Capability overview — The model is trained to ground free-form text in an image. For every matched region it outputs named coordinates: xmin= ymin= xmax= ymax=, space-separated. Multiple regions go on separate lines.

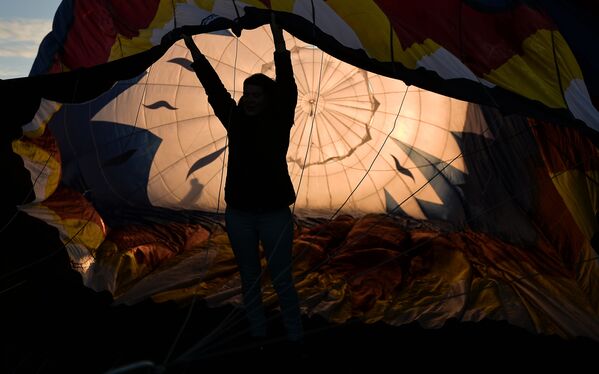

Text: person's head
xmin=240 ymin=73 xmax=276 ymax=116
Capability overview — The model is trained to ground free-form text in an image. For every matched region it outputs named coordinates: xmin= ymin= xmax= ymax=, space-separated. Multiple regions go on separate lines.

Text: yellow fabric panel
xmin=269 ymin=0 xmax=295 ymax=12
xmin=551 ymin=169 xmax=599 ymax=241
xmin=62 ymin=218 xmax=107 ymax=254
xmin=17 ymin=203 xmax=102 ymax=275
xmin=193 ymin=0 xmax=216 ymax=10
xmin=485 ymin=30 xmax=582 ymax=110
xmin=551 ymin=31 xmax=585 ymax=89
xmin=12 ymin=140 xmax=61 ymax=200
xmin=401 ymin=38 xmax=443 ymax=69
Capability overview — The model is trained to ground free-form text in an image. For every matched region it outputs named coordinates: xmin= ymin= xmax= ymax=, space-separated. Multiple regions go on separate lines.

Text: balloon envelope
xmin=50 ymin=26 xmax=473 ymax=222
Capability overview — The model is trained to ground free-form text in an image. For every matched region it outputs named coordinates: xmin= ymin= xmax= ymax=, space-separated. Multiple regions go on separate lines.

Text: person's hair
xmin=243 ymin=73 xmax=276 ymax=97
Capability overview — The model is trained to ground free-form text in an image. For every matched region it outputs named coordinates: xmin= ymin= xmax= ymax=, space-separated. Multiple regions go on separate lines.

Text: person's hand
xmin=183 ymin=34 xmax=195 ymax=51
xmin=270 ymin=12 xmax=286 ymax=52
xmin=183 ymin=34 xmax=193 ymax=46
xmin=183 ymin=34 xmax=203 ymax=61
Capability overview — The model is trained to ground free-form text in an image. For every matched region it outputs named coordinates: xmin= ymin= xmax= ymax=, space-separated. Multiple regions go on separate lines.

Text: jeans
xmin=225 ymin=206 xmax=303 ymax=341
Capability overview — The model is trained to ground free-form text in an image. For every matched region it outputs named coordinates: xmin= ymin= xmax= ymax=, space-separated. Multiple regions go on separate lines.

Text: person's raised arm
xmin=181 ymin=34 xmax=236 ymax=129
xmin=270 ymin=13 xmax=297 ymax=122
xmin=270 ymin=13 xmax=286 ymax=54
xmin=182 ymin=33 xmax=203 ymax=62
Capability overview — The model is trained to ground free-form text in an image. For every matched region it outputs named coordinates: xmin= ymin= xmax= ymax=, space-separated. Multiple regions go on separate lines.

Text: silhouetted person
xmin=168 ymin=15 xmax=303 ymax=345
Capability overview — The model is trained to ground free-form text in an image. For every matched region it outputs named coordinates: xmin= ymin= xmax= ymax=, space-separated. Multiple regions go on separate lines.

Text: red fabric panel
xmin=374 ymin=1 xmax=555 ymax=76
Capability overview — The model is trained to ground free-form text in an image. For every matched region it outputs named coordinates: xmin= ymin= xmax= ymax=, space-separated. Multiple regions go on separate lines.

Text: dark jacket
xmin=190 ymin=50 xmax=297 ymax=211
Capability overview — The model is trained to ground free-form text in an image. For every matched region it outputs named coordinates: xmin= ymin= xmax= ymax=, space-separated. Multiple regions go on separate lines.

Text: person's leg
xmin=258 ymin=207 xmax=303 ymax=341
xmin=225 ymin=207 xmax=267 ymax=337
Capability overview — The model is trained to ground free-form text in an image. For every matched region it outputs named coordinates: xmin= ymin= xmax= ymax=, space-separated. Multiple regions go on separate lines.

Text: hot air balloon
xmin=2 ymin=1 xmax=598 ymax=373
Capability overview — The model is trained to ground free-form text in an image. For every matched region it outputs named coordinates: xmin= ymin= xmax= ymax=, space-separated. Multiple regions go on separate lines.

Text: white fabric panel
xmin=22 ymin=98 xmax=60 ymax=135
xmin=417 ymin=47 xmax=496 ymax=88
xmin=565 ymin=79 xmax=599 ymax=132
